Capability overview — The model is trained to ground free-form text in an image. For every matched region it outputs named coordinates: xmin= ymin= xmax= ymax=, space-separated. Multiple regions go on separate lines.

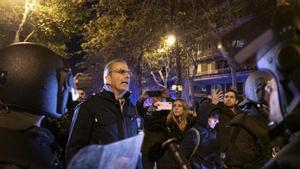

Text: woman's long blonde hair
xmin=167 ymin=99 xmax=189 ymax=131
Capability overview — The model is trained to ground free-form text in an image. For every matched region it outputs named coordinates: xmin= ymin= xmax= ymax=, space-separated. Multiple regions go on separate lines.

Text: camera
xmin=155 ymin=101 xmax=172 ymax=111
xmin=214 ymin=84 xmax=223 ymax=92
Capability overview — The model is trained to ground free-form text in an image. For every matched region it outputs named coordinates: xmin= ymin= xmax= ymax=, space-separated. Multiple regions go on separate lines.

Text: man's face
xmin=77 ymin=89 xmax=85 ymax=101
xmin=224 ymin=91 xmax=238 ymax=108
xmin=265 ymin=78 xmax=284 ymax=123
xmin=106 ymin=62 xmax=131 ymax=96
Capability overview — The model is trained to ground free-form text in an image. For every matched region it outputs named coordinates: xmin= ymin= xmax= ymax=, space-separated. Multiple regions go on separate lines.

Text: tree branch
xmin=24 ymin=29 xmax=35 ymax=42
xmin=151 ymin=71 xmax=165 ymax=88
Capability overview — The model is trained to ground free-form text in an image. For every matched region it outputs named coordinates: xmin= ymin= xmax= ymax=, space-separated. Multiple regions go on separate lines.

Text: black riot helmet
xmin=257 ymin=0 xmax=300 ymax=123
xmin=0 ymin=42 xmax=74 ymax=118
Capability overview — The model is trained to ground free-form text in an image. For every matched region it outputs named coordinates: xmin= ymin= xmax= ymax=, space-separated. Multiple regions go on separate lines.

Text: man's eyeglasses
xmin=109 ymin=69 xmax=133 ymax=76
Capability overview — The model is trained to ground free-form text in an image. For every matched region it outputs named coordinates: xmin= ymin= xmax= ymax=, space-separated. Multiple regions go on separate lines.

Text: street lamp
xmin=217 ymin=43 xmax=223 ymax=49
xmin=166 ymin=34 xmax=176 ymax=46
xmin=25 ymin=0 xmax=37 ymax=13
xmin=165 ymin=34 xmax=182 ymax=98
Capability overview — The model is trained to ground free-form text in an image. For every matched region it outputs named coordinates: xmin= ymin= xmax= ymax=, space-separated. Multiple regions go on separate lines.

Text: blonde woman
xmin=166 ymin=99 xmax=193 ymax=139
xmin=157 ymin=99 xmax=194 ymax=169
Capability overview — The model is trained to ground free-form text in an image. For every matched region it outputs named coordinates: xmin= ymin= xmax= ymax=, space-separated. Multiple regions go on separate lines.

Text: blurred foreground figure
xmin=223 ymin=71 xmax=273 ymax=169
xmin=234 ymin=1 xmax=300 ymax=168
xmin=0 ymin=43 xmax=75 ymax=169
xmin=258 ymin=1 xmax=300 ymax=169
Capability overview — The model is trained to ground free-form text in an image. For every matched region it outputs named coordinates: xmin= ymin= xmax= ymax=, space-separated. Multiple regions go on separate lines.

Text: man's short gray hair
xmin=103 ymin=59 xmax=127 ymax=83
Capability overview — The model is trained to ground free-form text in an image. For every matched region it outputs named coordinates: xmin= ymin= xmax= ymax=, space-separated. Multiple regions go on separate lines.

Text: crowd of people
xmin=0 ymin=1 xmax=299 ymax=169
xmin=0 ymin=46 xmax=297 ymax=169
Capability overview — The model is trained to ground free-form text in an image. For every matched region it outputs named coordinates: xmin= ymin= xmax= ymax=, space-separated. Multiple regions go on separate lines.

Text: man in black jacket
xmin=211 ymin=89 xmax=243 ymax=158
xmin=65 ymin=59 xmax=140 ymax=165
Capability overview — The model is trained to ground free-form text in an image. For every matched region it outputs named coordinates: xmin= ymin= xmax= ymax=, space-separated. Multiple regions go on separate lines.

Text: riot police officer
xmin=0 ymin=42 xmax=75 ymax=169
xmin=257 ymin=1 xmax=300 ymax=166
xmin=234 ymin=0 xmax=300 ymax=168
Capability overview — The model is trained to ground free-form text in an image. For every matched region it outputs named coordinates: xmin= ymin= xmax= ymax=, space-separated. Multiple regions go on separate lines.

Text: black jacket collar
xmin=100 ymin=88 xmax=131 ymax=101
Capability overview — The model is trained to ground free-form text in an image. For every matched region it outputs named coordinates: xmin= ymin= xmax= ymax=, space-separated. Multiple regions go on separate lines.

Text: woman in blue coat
xmin=180 ymin=103 xmax=221 ymax=169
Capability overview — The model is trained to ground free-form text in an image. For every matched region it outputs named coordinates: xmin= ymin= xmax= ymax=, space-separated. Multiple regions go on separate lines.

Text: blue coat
xmin=181 ymin=124 xmax=219 ymax=169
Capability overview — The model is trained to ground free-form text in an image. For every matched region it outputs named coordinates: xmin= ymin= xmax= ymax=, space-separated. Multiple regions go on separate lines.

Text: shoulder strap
xmin=188 ymin=127 xmax=201 ymax=160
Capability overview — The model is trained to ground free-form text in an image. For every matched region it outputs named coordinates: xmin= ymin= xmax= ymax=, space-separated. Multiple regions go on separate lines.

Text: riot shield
xmin=67 ymin=133 xmax=144 ymax=169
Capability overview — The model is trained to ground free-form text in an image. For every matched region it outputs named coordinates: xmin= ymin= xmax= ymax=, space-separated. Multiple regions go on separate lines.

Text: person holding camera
xmin=211 ymin=89 xmax=243 ymax=157
xmin=136 ymin=90 xmax=172 ymax=169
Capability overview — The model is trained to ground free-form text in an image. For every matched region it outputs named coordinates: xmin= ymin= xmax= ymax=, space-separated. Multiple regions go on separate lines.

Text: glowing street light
xmin=25 ymin=0 xmax=37 ymax=13
xmin=165 ymin=34 xmax=182 ymax=98
xmin=217 ymin=43 xmax=223 ymax=49
xmin=166 ymin=34 xmax=176 ymax=46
